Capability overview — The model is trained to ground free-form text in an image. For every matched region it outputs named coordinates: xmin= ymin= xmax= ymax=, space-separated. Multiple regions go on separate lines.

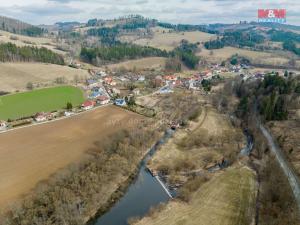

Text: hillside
xmin=0 ymin=63 xmax=90 ymax=92
xmin=0 ymin=15 xmax=44 ymax=36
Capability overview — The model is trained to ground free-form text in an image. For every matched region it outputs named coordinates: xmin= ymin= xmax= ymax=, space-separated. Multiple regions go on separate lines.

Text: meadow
xmin=0 ymin=86 xmax=84 ymax=120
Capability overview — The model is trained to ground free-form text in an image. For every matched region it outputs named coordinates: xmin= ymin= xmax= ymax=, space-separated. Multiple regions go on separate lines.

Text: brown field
xmin=198 ymin=46 xmax=292 ymax=66
xmin=133 ymin=27 xmax=216 ymax=51
xmin=0 ymin=63 xmax=90 ymax=92
xmin=106 ymin=57 xmax=167 ymax=71
xmin=0 ymin=30 xmax=65 ymax=55
xmin=136 ymin=166 xmax=257 ymax=225
xmin=0 ymin=105 xmax=143 ymax=209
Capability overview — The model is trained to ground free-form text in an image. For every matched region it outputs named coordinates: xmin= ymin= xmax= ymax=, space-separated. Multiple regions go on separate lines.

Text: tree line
xmin=81 ymin=39 xmax=200 ymax=69
xmin=236 ymin=73 xmax=299 ymax=121
xmin=80 ymin=43 xmax=168 ymax=65
xmin=204 ymin=30 xmax=265 ymax=49
xmin=0 ymin=43 xmax=64 ymax=65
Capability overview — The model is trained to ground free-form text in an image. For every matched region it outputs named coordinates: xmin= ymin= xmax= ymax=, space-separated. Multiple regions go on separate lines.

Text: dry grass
xmin=198 ymin=46 xmax=291 ymax=66
xmin=149 ymin=106 xmax=244 ymax=175
xmin=106 ymin=57 xmax=167 ymax=71
xmin=0 ymin=30 xmax=65 ymax=55
xmin=135 ymin=166 xmax=257 ymax=225
xmin=0 ymin=105 xmax=143 ymax=210
xmin=133 ymin=28 xmax=216 ymax=51
xmin=0 ymin=62 xmax=90 ymax=92
xmin=268 ymin=120 xmax=300 ymax=176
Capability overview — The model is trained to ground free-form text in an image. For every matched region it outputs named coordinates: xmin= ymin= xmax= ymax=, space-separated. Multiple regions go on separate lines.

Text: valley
xmin=0 ymin=10 xmax=299 ymax=225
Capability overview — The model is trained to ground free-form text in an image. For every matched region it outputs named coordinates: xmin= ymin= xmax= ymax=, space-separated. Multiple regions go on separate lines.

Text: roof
xmin=82 ymin=100 xmax=94 ymax=107
xmin=97 ymin=95 xmax=109 ymax=101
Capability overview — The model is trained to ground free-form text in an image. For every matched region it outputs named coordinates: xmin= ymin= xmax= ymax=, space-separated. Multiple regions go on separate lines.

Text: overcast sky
xmin=0 ymin=0 xmax=299 ymax=25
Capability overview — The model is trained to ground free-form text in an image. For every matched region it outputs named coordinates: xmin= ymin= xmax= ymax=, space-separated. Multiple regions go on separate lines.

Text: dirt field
xmin=133 ymin=28 xmax=216 ymax=51
xmin=0 ymin=63 xmax=90 ymax=92
xmin=136 ymin=166 xmax=257 ymax=225
xmin=0 ymin=105 xmax=143 ymax=209
xmin=198 ymin=46 xmax=291 ymax=66
xmin=106 ymin=57 xmax=167 ymax=71
xmin=0 ymin=30 xmax=65 ymax=55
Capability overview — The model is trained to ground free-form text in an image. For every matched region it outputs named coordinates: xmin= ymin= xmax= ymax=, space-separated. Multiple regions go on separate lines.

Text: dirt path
xmin=260 ymin=124 xmax=300 ymax=212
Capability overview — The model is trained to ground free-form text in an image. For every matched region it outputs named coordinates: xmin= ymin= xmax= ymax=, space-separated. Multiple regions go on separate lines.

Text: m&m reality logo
xmin=258 ymin=9 xmax=286 ymax=23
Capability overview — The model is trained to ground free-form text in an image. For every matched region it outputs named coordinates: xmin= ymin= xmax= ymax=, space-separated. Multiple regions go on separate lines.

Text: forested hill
xmin=0 ymin=15 xmax=45 ymax=36
xmin=0 ymin=43 xmax=64 ymax=65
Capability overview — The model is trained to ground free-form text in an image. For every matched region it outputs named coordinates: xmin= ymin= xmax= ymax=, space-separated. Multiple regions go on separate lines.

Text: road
xmin=260 ymin=124 xmax=300 ymax=211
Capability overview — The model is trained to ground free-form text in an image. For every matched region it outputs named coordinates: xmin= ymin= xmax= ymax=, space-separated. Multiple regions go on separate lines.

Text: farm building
xmin=82 ymin=100 xmax=95 ymax=110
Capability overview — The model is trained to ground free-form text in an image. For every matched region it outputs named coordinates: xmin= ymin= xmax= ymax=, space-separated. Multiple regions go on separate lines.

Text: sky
xmin=0 ymin=0 xmax=299 ymax=26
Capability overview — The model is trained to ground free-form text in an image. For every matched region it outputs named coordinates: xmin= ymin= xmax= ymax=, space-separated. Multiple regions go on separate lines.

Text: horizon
xmin=0 ymin=0 xmax=299 ymax=26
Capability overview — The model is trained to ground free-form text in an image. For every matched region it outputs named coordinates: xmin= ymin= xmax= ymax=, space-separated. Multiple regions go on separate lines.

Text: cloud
xmin=0 ymin=0 xmax=298 ymax=25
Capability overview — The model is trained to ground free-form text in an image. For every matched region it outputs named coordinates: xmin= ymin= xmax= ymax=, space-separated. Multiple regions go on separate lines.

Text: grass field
xmin=132 ymin=27 xmax=216 ymax=51
xmin=198 ymin=46 xmax=292 ymax=66
xmin=0 ymin=86 xmax=84 ymax=120
xmin=0 ymin=62 xmax=90 ymax=92
xmin=136 ymin=166 xmax=257 ymax=225
xmin=0 ymin=30 xmax=66 ymax=55
xmin=0 ymin=105 xmax=143 ymax=209
xmin=106 ymin=57 xmax=167 ymax=71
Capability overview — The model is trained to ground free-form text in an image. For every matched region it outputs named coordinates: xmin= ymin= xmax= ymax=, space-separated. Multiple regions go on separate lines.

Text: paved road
xmin=260 ymin=124 xmax=300 ymax=211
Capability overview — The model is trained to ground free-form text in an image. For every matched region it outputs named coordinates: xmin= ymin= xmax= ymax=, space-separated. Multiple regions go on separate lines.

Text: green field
xmin=0 ymin=86 xmax=84 ymax=120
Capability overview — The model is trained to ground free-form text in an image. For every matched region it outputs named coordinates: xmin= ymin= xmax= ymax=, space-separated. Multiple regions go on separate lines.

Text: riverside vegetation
xmin=1 ymin=121 xmax=161 ymax=225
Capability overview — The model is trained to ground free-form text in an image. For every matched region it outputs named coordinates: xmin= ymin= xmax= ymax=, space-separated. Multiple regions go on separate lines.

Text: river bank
xmin=88 ymin=129 xmax=175 ymax=225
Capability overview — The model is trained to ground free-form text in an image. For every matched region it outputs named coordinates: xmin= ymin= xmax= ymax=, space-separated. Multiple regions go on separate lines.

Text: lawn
xmin=0 ymin=86 xmax=84 ymax=120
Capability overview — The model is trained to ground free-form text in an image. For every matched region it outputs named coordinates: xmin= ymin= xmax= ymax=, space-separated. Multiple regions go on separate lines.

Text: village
xmin=0 ymin=61 xmax=293 ymax=133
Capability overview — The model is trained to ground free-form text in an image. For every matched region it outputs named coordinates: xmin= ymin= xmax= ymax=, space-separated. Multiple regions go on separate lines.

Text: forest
xmin=205 ymin=30 xmax=265 ymax=49
xmin=80 ymin=44 xmax=168 ymax=65
xmin=0 ymin=43 xmax=64 ymax=65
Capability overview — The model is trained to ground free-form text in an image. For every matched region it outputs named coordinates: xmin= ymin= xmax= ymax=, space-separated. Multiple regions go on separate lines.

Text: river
xmin=90 ymin=129 xmax=174 ymax=225
xmin=90 ymin=128 xmax=254 ymax=225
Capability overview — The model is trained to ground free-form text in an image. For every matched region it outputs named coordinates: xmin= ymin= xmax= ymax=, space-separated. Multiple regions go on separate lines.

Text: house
xmin=164 ymin=75 xmax=177 ymax=81
xmin=96 ymin=95 xmax=110 ymax=105
xmin=89 ymin=91 xmax=101 ymax=99
xmin=86 ymin=79 xmax=98 ymax=87
xmin=115 ymin=99 xmax=126 ymax=106
xmin=82 ymin=100 xmax=95 ymax=110
xmin=0 ymin=121 xmax=7 ymax=130
xmin=34 ymin=112 xmax=52 ymax=122
xmin=104 ymin=76 xmax=116 ymax=86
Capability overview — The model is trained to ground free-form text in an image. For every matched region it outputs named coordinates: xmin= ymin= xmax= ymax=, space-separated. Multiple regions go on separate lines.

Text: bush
xmin=178 ymin=176 xmax=209 ymax=202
